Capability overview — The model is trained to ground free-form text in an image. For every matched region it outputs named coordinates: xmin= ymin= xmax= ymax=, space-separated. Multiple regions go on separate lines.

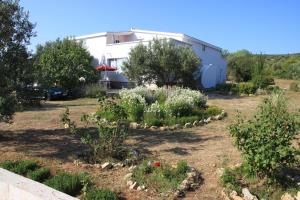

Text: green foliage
xmin=27 ymin=167 xmax=50 ymax=182
xmin=238 ymin=82 xmax=257 ymax=94
xmin=123 ymin=39 xmax=200 ymax=88
xmin=0 ymin=0 xmax=35 ymax=122
xmin=132 ymin=160 xmax=189 ymax=192
xmin=289 ymin=82 xmax=299 ymax=92
xmin=95 ymin=98 xmax=127 ymax=122
xmin=33 ymin=38 xmax=97 ymax=89
xmin=203 ymin=106 xmax=222 ymax=117
xmin=82 ymin=84 xmax=106 ymax=98
xmin=44 ymin=172 xmax=84 ymax=196
xmin=0 ymin=160 xmax=38 ymax=175
xmin=220 ymin=168 xmax=242 ymax=193
xmin=61 ymin=108 xmax=128 ymax=162
xmin=84 ymin=188 xmax=119 ymax=200
xmin=229 ymin=91 xmax=298 ymax=179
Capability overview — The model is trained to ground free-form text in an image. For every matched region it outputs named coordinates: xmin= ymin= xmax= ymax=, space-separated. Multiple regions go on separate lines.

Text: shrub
xmin=289 ymin=82 xmax=299 ymax=92
xmin=84 ymin=188 xmax=118 ymax=200
xmin=27 ymin=167 xmax=50 ymax=182
xmin=132 ymin=160 xmax=189 ymax=193
xmin=83 ymin=84 xmax=106 ymax=98
xmin=0 ymin=160 xmax=38 ymax=175
xmin=44 ymin=172 xmax=84 ymax=196
xmin=119 ymin=91 xmax=146 ymax=122
xmin=229 ymin=91 xmax=298 ymax=179
xmin=143 ymin=101 xmax=165 ymax=126
xmin=203 ymin=106 xmax=222 ymax=118
xmin=165 ymin=96 xmax=193 ymax=117
xmin=237 ymin=82 xmax=257 ymax=94
xmin=95 ymin=98 xmax=127 ymax=122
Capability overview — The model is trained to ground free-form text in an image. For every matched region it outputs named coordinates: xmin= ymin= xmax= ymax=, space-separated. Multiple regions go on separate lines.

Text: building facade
xmin=75 ymin=28 xmax=227 ymax=88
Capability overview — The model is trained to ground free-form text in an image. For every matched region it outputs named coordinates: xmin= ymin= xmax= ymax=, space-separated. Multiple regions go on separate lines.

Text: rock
xmin=193 ymin=120 xmax=199 ymax=126
xmin=175 ymin=124 xmax=182 ymax=129
xmin=221 ymin=189 xmax=231 ymax=200
xmin=242 ymin=188 xmax=258 ymax=200
xmin=129 ymin=122 xmax=138 ymax=129
xmin=144 ymin=124 xmax=149 ymax=129
xmin=184 ymin=123 xmax=192 ymax=128
xmin=281 ymin=193 xmax=295 ymax=200
xmin=129 ymin=182 xmax=138 ymax=190
xmin=127 ymin=180 xmax=133 ymax=186
xmin=199 ymin=120 xmax=204 ymax=126
xmin=178 ymin=179 xmax=190 ymax=191
xmin=216 ymin=114 xmax=223 ymax=120
xmin=137 ymin=185 xmax=145 ymax=191
xmin=128 ymin=165 xmax=136 ymax=172
xmin=169 ymin=126 xmax=175 ymax=131
xmin=114 ymin=162 xmax=125 ymax=167
xmin=296 ymin=191 xmax=300 ymax=200
xmin=174 ymin=189 xmax=185 ymax=198
xmin=94 ymin=164 xmax=101 ymax=168
xmin=101 ymin=162 xmax=112 ymax=170
xmin=159 ymin=126 xmax=167 ymax=131
xmin=124 ymin=173 xmax=132 ymax=180
xmin=230 ymin=191 xmax=244 ymax=200
xmin=150 ymin=126 xmax=158 ymax=130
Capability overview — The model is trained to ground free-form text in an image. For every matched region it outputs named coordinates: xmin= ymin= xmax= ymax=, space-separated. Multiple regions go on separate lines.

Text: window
xmin=202 ymin=45 xmax=206 ymax=51
xmin=108 ymin=58 xmax=127 ymax=72
xmin=114 ymin=40 xmax=120 ymax=44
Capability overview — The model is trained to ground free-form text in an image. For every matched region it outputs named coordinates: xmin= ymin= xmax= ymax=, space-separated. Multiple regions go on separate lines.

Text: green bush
xmin=132 ymin=160 xmax=189 ymax=192
xmin=144 ymin=112 xmax=163 ymax=126
xmin=83 ymin=84 xmax=106 ymax=98
xmin=203 ymin=106 xmax=222 ymax=118
xmin=95 ymin=98 xmax=127 ymax=122
xmin=44 ymin=172 xmax=84 ymax=196
xmin=0 ymin=160 xmax=38 ymax=175
xmin=119 ymin=92 xmax=146 ymax=122
xmin=229 ymin=91 xmax=298 ymax=179
xmin=143 ymin=101 xmax=165 ymax=126
xmin=27 ymin=167 xmax=51 ymax=182
xmin=84 ymin=188 xmax=118 ymax=200
xmin=289 ymin=82 xmax=299 ymax=92
xmin=238 ymin=82 xmax=257 ymax=94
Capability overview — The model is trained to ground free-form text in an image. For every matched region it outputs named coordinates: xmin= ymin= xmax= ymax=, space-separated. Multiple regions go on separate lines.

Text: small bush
xmin=143 ymin=101 xmax=165 ymax=126
xmin=220 ymin=168 xmax=242 ymax=193
xmin=83 ymin=84 xmax=106 ymax=98
xmin=229 ymin=91 xmax=298 ymax=179
xmin=27 ymin=167 xmax=50 ymax=182
xmin=132 ymin=160 xmax=189 ymax=193
xmin=289 ymin=82 xmax=299 ymax=92
xmin=95 ymin=98 xmax=127 ymax=122
xmin=0 ymin=160 xmax=38 ymax=175
xmin=203 ymin=106 xmax=222 ymax=118
xmin=44 ymin=172 xmax=84 ymax=196
xmin=84 ymin=188 xmax=119 ymax=200
xmin=238 ymin=82 xmax=257 ymax=94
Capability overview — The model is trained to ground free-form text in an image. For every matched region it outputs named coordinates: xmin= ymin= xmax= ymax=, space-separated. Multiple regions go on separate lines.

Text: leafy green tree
xmin=227 ymin=50 xmax=254 ymax=82
xmin=123 ymin=39 xmax=200 ymax=88
xmin=34 ymin=38 xmax=97 ymax=89
xmin=0 ymin=0 xmax=35 ymax=122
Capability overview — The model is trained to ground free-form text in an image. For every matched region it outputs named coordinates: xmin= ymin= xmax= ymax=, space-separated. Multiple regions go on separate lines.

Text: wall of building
xmin=81 ymin=36 xmax=107 ymax=66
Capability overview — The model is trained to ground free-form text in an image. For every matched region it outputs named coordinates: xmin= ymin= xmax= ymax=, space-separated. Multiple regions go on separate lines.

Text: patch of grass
xmin=84 ymin=188 xmax=119 ymax=200
xmin=0 ymin=160 xmax=38 ymax=175
xmin=44 ymin=172 xmax=84 ymax=196
xmin=27 ymin=167 xmax=50 ymax=182
xmin=132 ymin=160 xmax=189 ymax=193
xmin=220 ymin=168 xmax=242 ymax=193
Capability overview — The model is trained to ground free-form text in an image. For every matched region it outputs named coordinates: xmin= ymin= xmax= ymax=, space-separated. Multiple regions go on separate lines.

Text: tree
xmin=0 ymin=0 xmax=35 ymax=122
xmin=34 ymin=38 xmax=97 ymax=89
xmin=123 ymin=39 xmax=200 ymax=88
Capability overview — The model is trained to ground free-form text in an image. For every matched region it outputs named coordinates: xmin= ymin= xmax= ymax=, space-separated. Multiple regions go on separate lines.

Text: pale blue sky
xmin=21 ymin=0 xmax=300 ymax=54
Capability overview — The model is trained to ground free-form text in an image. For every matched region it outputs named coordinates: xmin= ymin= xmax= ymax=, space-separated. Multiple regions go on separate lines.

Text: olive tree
xmin=123 ymin=39 xmax=201 ymax=88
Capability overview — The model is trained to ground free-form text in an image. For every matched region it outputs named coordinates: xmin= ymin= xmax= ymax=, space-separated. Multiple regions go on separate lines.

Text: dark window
xmin=202 ymin=45 xmax=206 ymax=51
xmin=114 ymin=40 xmax=120 ymax=43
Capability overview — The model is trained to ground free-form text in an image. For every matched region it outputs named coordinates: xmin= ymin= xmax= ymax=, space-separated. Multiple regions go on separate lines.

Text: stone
xmin=129 ymin=122 xmax=138 ymax=129
xmin=94 ymin=164 xmax=101 ymax=168
xmin=129 ymin=182 xmax=138 ymax=190
xmin=178 ymin=179 xmax=190 ymax=191
xmin=114 ymin=162 xmax=125 ymax=167
xmin=296 ymin=191 xmax=300 ymax=200
xmin=175 ymin=124 xmax=182 ymax=129
xmin=101 ymin=162 xmax=112 ymax=170
xmin=281 ymin=193 xmax=295 ymax=200
xmin=128 ymin=165 xmax=136 ymax=172
xmin=150 ymin=126 xmax=158 ymax=130
xmin=242 ymin=188 xmax=258 ymax=200
xmin=124 ymin=173 xmax=132 ymax=180
xmin=206 ymin=117 xmax=211 ymax=123
xmin=184 ymin=123 xmax=192 ymax=128
xmin=216 ymin=115 xmax=223 ymax=120
xmin=127 ymin=180 xmax=133 ymax=186
xmin=159 ymin=126 xmax=167 ymax=131
xmin=221 ymin=189 xmax=231 ymax=200
xmin=193 ymin=120 xmax=199 ymax=126
xmin=144 ymin=124 xmax=149 ymax=129
xmin=137 ymin=185 xmax=145 ymax=191
xmin=230 ymin=191 xmax=244 ymax=200
xmin=199 ymin=120 xmax=204 ymax=126
xmin=174 ymin=189 xmax=185 ymax=198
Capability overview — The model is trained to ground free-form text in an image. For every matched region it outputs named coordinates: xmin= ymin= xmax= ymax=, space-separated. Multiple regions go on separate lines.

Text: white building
xmin=75 ymin=28 xmax=227 ymax=88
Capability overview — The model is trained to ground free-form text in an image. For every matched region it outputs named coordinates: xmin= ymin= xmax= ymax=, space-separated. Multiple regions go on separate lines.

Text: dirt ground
xmin=0 ymin=79 xmax=299 ymax=200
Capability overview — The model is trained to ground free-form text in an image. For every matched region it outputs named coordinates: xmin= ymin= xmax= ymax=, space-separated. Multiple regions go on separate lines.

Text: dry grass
xmin=0 ymin=81 xmax=299 ymax=199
